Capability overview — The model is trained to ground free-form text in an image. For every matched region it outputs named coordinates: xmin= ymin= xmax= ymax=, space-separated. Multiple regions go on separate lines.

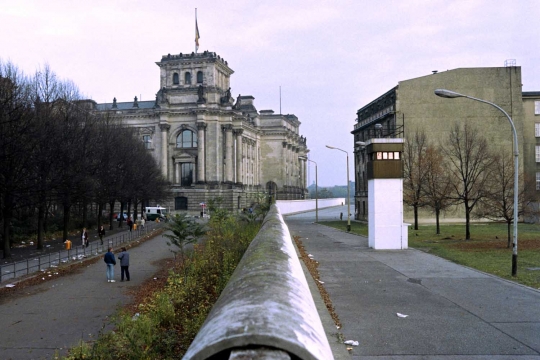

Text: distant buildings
xmin=353 ymin=65 xmax=540 ymax=221
xmin=88 ymin=51 xmax=308 ymax=212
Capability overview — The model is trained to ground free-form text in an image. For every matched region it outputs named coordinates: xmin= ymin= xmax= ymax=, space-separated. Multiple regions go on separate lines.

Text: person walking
xmin=81 ymin=228 xmax=89 ymax=248
xmin=140 ymin=217 xmax=145 ymax=230
xmin=98 ymin=225 xmax=106 ymax=245
xmin=104 ymin=247 xmax=116 ymax=282
xmin=127 ymin=217 xmax=133 ymax=232
xmin=118 ymin=247 xmax=130 ymax=282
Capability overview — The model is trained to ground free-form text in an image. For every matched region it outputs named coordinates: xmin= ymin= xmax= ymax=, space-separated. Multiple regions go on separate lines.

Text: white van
xmin=145 ymin=206 xmax=167 ymax=221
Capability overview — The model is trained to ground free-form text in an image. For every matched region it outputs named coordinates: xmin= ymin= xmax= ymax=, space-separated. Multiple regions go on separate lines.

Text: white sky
xmin=1 ymin=0 xmax=539 ymax=186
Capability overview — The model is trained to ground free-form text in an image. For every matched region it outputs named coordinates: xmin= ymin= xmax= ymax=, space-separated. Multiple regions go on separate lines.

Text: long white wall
xmin=276 ymin=198 xmax=346 ymax=215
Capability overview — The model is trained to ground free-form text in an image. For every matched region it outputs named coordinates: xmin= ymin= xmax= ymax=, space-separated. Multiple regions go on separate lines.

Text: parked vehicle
xmin=145 ymin=206 xmax=167 ymax=221
xmin=114 ymin=213 xmax=128 ymax=221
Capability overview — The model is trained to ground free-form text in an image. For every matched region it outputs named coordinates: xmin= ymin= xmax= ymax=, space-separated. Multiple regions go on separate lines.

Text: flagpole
xmin=195 ymin=8 xmax=197 ymax=53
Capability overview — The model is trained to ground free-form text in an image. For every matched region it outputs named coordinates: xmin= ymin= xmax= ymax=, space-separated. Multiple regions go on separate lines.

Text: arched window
xmin=197 ymin=71 xmax=203 ymax=84
xmin=185 ymin=72 xmax=191 ymax=84
xmin=176 ymin=130 xmax=197 ymax=148
xmin=173 ymin=73 xmax=179 ymax=85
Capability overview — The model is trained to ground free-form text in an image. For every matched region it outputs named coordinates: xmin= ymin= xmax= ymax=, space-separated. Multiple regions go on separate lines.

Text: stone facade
xmin=353 ymin=66 xmax=539 ymax=221
xmin=91 ymin=51 xmax=308 ymax=213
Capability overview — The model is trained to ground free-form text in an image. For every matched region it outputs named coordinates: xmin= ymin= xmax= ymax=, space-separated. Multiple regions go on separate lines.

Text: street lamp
xmin=300 ymin=156 xmax=318 ymax=222
xmin=435 ymin=88 xmax=519 ymax=276
xmin=326 ymin=145 xmax=351 ymax=231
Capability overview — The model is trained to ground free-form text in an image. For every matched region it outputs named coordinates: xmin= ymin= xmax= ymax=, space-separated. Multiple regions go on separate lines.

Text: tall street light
xmin=435 ymin=89 xmax=519 ymax=276
xmin=300 ymin=156 xmax=318 ymax=222
xmin=326 ymin=145 xmax=351 ymax=231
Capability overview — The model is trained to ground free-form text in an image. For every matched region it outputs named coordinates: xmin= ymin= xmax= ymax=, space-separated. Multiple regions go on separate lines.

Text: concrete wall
xmin=276 ymin=198 xmax=346 ymax=215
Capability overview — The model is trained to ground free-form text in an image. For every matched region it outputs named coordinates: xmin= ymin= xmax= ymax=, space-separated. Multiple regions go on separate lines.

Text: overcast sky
xmin=1 ymin=0 xmax=539 ymax=186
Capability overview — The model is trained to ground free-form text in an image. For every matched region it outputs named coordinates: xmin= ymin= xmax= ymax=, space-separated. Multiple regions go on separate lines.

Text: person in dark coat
xmin=98 ymin=225 xmax=106 ymax=245
xmin=104 ymin=247 xmax=116 ymax=282
xmin=118 ymin=247 xmax=130 ymax=281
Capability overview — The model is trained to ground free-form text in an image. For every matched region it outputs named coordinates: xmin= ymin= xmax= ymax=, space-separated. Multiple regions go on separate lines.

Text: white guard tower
xmin=366 ymin=138 xmax=408 ymax=249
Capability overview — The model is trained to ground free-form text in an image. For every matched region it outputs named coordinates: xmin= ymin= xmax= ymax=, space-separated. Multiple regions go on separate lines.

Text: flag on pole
xmin=195 ymin=15 xmax=200 ymax=53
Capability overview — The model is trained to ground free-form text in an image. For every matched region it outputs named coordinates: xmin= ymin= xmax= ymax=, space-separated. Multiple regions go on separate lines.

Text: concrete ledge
xmin=183 ymin=205 xmax=333 ymax=360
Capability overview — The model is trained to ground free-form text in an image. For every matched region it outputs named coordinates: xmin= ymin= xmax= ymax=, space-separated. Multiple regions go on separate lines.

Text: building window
xmin=142 ymin=135 xmax=152 ymax=149
xmin=176 ymin=130 xmax=197 ymax=148
xmin=536 ymin=146 xmax=540 ymax=162
xmin=181 ymin=163 xmax=193 ymax=186
xmin=173 ymin=73 xmax=179 ymax=85
xmin=197 ymin=71 xmax=203 ymax=84
xmin=175 ymin=196 xmax=188 ymax=210
xmin=185 ymin=72 xmax=191 ymax=84
xmin=536 ymin=173 xmax=540 ymax=190
xmin=535 ymin=101 xmax=540 ymax=115
xmin=536 ymin=123 xmax=540 ymax=137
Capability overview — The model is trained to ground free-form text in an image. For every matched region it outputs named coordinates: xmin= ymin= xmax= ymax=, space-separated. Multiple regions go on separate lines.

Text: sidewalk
xmin=0 ymin=230 xmax=174 ymax=360
xmin=285 ymin=206 xmax=540 ymax=359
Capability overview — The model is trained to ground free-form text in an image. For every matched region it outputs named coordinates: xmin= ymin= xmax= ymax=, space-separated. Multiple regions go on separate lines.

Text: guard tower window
xmin=197 ymin=71 xmax=203 ymax=84
xmin=173 ymin=73 xmax=179 ymax=85
xmin=185 ymin=72 xmax=192 ymax=85
xmin=373 ymin=152 xmax=400 ymax=160
xmin=535 ymin=101 xmax=540 ymax=115
xmin=176 ymin=130 xmax=198 ymax=148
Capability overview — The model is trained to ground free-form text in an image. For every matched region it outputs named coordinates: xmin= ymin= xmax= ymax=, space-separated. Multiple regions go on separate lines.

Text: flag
xmin=195 ymin=18 xmax=200 ymax=51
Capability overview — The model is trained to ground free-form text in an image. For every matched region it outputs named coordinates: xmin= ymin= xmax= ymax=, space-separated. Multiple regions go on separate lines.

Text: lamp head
xmin=434 ymin=89 xmax=465 ymax=98
xmin=326 ymin=145 xmax=335 ymax=149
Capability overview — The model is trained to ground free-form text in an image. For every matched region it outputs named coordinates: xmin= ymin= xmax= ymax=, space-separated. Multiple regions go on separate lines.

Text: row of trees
xmin=0 ymin=61 xmax=169 ymax=257
xmin=404 ymin=123 xmax=538 ymax=244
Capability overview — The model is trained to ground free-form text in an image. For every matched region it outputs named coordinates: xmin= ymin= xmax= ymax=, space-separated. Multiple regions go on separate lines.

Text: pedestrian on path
xmin=118 ymin=247 xmax=130 ymax=282
xmin=81 ymin=227 xmax=89 ymax=247
xmin=98 ymin=225 xmax=106 ymax=245
xmin=104 ymin=247 xmax=116 ymax=282
xmin=127 ymin=217 xmax=133 ymax=232
xmin=140 ymin=217 xmax=145 ymax=229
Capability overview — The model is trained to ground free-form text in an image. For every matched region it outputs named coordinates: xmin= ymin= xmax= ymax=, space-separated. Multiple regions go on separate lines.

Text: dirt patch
xmin=293 ymin=235 xmax=342 ymax=329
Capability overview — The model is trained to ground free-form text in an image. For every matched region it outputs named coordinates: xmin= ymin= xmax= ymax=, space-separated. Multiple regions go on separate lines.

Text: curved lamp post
xmin=326 ymin=145 xmax=351 ymax=231
xmin=434 ymin=89 xmax=519 ymax=276
xmin=300 ymin=156 xmax=318 ymax=222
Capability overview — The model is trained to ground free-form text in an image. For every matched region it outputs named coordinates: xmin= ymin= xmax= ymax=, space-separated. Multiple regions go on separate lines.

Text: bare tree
xmin=422 ymin=145 xmax=455 ymax=235
xmin=403 ymin=129 xmax=429 ymax=230
xmin=476 ymin=151 xmax=538 ymax=247
xmin=442 ymin=122 xmax=494 ymax=240
xmin=0 ymin=61 xmax=36 ymax=257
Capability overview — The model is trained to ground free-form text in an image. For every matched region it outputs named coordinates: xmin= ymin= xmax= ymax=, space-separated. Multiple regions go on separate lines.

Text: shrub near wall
xmin=61 ymin=214 xmax=261 ymax=360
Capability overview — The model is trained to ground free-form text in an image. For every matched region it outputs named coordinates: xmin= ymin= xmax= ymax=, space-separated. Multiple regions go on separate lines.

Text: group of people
xmin=79 ymin=223 xmax=135 ymax=282
xmin=104 ymin=246 xmax=130 ymax=282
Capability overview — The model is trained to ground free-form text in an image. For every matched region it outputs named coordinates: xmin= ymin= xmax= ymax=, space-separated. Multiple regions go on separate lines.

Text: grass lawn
xmin=318 ymin=220 xmax=540 ymax=290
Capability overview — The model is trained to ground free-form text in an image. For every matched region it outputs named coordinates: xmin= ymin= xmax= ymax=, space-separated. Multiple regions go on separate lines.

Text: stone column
xmin=236 ymin=129 xmax=244 ymax=184
xmin=223 ymin=125 xmax=234 ymax=182
xmin=197 ymin=122 xmax=206 ymax=183
xmin=160 ymin=124 xmax=170 ymax=178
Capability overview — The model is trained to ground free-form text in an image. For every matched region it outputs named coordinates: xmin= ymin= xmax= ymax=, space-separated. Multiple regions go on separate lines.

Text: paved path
xmin=285 ymin=206 xmax=540 ymax=360
xmin=0 ymin=231 xmax=174 ymax=360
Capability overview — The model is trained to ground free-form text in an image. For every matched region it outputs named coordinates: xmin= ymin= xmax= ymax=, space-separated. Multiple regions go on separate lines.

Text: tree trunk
xmin=82 ymin=197 xmax=88 ymax=229
xmin=62 ymin=203 xmax=71 ymax=241
xmin=36 ymin=202 xmax=45 ymax=250
xmin=465 ymin=205 xmax=471 ymax=240
xmin=507 ymin=221 xmax=511 ymax=248
xmin=108 ymin=200 xmax=115 ymax=231
xmin=435 ymin=207 xmax=440 ymax=235
xmin=97 ymin=203 xmax=103 ymax=229
xmin=414 ymin=205 xmax=419 ymax=230
xmin=2 ymin=202 xmax=13 ymax=258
